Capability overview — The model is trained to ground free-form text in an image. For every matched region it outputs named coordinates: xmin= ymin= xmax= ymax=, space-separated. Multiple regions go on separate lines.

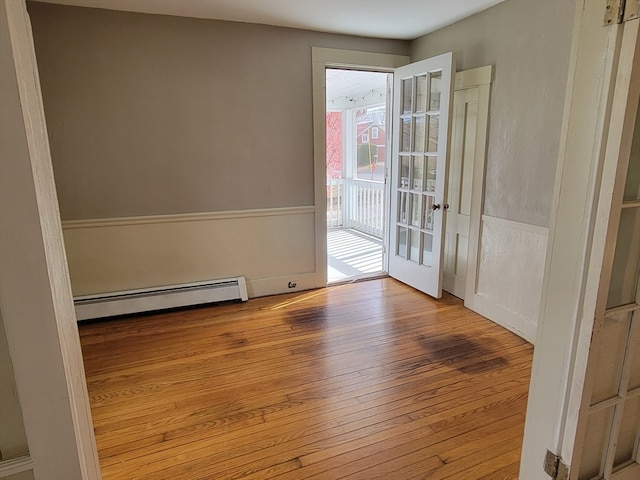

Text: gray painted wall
xmin=410 ymin=0 xmax=575 ymax=227
xmin=27 ymin=2 xmax=408 ymax=220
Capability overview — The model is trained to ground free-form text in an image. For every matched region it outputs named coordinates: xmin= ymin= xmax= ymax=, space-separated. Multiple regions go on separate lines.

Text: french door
xmin=388 ymin=53 xmax=454 ymax=298
xmin=521 ymin=2 xmax=640 ymax=479
xmin=565 ymin=18 xmax=640 ymax=477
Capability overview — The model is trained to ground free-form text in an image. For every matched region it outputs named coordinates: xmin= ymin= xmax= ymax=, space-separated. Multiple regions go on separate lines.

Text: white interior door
xmin=442 ymin=66 xmax=493 ymax=301
xmin=388 ymin=53 xmax=454 ymax=298
xmin=442 ymin=87 xmax=478 ymax=299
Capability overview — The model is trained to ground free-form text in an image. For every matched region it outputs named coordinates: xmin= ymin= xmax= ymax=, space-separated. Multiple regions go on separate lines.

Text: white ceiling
xmin=35 ymin=0 xmax=505 ymax=40
xmin=326 ymin=69 xmax=389 ymax=110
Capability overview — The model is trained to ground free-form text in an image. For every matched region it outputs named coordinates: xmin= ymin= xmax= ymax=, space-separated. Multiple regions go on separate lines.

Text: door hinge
xmin=544 ymin=450 xmax=570 ymax=480
xmin=605 ymin=0 xmax=640 ymax=25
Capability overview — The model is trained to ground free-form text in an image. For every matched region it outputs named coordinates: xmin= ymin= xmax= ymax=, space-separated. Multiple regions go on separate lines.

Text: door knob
xmin=432 ymin=204 xmax=441 ymax=210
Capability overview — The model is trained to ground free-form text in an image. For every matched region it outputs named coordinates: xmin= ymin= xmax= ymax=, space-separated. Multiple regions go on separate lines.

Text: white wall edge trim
xmin=62 ymin=206 xmax=315 ymax=229
xmin=0 ymin=455 xmax=34 ymax=477
xmin=2 ymin=1 xmax=101 ymax=477
xmin=481 ymin=214 xmax=549 ymax=237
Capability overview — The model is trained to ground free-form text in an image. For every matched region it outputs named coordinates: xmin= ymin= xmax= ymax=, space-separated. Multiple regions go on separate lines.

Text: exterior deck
xmin=327 ymin=228 xmax=384 ymax=283
xmin=327 ymin=178 xmax=386 ymax=283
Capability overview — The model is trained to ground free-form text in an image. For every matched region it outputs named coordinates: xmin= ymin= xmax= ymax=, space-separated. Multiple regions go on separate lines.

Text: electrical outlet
xmin=288 ymin=281 xmax=297 ymax=288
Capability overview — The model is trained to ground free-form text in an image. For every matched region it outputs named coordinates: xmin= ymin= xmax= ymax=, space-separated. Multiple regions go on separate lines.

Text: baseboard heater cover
xmin=74 ymin=276 xmax=248 ymax=321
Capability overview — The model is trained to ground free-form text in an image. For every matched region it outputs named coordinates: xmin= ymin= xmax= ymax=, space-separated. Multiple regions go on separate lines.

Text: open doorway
xmin=325 ymin=69 xmax=392 ymax=283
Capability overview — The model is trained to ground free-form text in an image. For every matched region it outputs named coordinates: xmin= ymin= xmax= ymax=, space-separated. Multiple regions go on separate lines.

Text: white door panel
xmin=443 ymin=87 xmax=478 ymax=299
xmin=388 ymin=52 xmax=454 ymax=298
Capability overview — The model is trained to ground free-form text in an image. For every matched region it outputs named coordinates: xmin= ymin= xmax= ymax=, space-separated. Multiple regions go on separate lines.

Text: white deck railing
xmin=327 ymin=178 xmax=385 ymax=239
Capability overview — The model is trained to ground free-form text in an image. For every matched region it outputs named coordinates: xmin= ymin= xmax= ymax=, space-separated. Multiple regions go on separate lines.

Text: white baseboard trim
xmin=246 ymin=273 xmax=319 ymax=298
xmin=467 ymin=297 xmax=538 ymax=344
xmin=0 ymin=455 xmax=34 ymax=477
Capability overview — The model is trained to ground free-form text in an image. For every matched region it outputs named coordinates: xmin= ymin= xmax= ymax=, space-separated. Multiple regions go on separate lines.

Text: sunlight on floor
xmin=327 ymin=229 xmax=384 ymax=283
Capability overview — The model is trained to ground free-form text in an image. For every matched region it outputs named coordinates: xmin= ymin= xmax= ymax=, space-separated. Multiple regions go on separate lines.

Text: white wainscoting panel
xmin=465 ymin=215 xmax=549 ymax=344
xmin=62 ymin=207 xmax=316 ymax=299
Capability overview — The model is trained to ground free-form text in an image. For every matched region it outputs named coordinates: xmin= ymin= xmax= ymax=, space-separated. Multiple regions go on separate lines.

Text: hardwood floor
xmin=79 ymin=278 xmax=533 ymax=479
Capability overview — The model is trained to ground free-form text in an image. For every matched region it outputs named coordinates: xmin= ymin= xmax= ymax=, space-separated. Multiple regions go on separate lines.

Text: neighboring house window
xmin=362 ymin=133 xmax=369 ymax=143
xmin=371 ymin=127 xmax=379 ymax=139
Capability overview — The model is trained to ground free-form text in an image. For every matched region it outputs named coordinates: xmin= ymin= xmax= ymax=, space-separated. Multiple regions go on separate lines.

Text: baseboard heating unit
xmin=74 ymin=276 xmax=248 ymax=321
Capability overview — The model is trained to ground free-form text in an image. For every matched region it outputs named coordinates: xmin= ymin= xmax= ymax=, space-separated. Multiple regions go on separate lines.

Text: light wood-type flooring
xmin=79 ymin=278 xmax=533 ymax=480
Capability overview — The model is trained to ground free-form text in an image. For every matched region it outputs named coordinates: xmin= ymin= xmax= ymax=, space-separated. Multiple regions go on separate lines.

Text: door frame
xmin=520 ymin=0 xmax=640 ymax=477
xmin=312 ymin=48 xmax=409 ymax=287
xmin=0 ymin=1 xmax=101 ymax=478
xmin=314 ymin=54 xmax=494 ymax=301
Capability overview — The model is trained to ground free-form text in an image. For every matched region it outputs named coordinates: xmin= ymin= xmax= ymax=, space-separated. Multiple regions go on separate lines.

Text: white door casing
xmin=0 ymin=0 xmax=101 ymax=478
xmin=312 ymin=48 xmax=410 ymax=287
xmin=388 ymin=53 xmax=455 ymax=298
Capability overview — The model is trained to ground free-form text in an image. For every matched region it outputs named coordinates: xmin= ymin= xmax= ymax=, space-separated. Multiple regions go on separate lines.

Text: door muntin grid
xmin=580 ymin=308 xmax=640 ymax=480
xmin=395 ymin=71 xmax=442 ymax=268
xmin=579 ymin=153 xmax=640 ymax=479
